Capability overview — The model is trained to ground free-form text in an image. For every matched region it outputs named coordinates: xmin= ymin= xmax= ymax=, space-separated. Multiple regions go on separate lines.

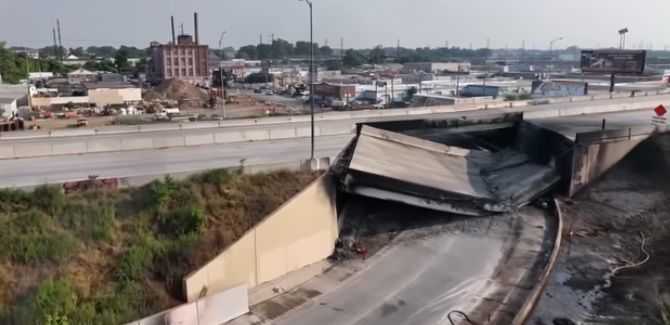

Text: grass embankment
xmin=0 ymin=169 xmax=320 ymax=324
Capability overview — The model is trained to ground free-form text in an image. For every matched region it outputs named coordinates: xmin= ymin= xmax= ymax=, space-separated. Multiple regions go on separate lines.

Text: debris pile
xmin=143 ymin=79 xmax=209 ymax=107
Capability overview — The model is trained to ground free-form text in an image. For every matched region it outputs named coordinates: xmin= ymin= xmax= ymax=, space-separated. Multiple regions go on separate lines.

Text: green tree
xmin=40 ymin=59 xmax=74 ymax=75
xmin=295 ymin=41 xmax=318 ymax=56
xmin=87 ymin=46 xmax=117 ymax=58
xmin=68 ymin=47 xmax=85 ymax=57
xmin=114 ymin=49 xmax=131 ymax=73
xmin=83 ymin=59 xmax=116 ymax=72
xmin=271 ymin=39 xmax=294 ymax=58
xmin=236 ymin=45 xmax=258 ymax=59
xmin=257 ymin=44 xmax=273 ymax=60
xmin=319 ymin=45 xmax=334 ymax=57
xmin=0 ymin=41 xmax=26 ymax=84
xmin=368 ymin=45 xmax=386 ymax=64
xmin=343 ymin=49 xmax=367 ymax=67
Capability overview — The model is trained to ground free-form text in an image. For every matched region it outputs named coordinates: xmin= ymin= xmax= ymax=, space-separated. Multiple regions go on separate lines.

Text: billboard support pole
xmin=609 ymin=73 xmax=616 ymax=93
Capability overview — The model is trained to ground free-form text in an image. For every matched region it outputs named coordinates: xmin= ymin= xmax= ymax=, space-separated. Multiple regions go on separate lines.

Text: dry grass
xmin=0 ymin=169 xmax=321 ymax=323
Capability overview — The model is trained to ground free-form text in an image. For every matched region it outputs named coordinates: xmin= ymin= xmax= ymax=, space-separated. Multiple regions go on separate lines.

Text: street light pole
xmin=549 ymin=37 xmax=563 ymax=61
xmin=218 ymin=31 xmax=227 ymax=119
xmin=300 ymin=0 xmax=315 ymax=161
xmin=548 ymin=37 xmax=563 ymax=76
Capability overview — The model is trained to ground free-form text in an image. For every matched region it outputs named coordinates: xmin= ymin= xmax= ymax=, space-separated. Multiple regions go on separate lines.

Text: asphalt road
xmin=242 ymin=203 xmax=554 ymax=325
xmin=0 ymin=135 xmax=353 ymax=188
xmin=2 ymin=93 xmax=669 ymax=188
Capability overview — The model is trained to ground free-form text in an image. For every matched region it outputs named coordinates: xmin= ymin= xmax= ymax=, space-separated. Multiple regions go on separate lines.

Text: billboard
xmin=580 ymin=50 xmax=646 ymax=74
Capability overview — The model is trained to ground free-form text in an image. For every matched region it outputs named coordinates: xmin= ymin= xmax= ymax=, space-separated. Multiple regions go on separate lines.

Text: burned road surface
xmin=235 ymin=197 xmax=557 ymax=325
xmin=531 ymin=134 xmax=670 ymax=325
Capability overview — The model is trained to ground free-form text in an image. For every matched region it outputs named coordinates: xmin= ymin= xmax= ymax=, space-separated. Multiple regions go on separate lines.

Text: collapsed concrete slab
xmin=338 ymin=126 xmax=560 ymax=216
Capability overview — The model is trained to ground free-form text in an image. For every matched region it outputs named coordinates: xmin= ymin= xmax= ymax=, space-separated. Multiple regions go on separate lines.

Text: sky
xmin=1 ymin=0 xmax=669 ymax=50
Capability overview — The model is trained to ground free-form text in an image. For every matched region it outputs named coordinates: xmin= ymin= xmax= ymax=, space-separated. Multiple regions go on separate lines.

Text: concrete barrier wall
xmin=569 ymin=138 xmax=645 ymax=196
xmin=183 ymin=174 xmax=338 ymax=302
xmin=7 ymin=90 xmax=668 ymax=141
xmin=0 ymin=124 xmax=349 ymax=159
xmin=2 ymin=92 xmax=670 ymax=159
xmin=125 ymin=284 xmax=249 ymax=325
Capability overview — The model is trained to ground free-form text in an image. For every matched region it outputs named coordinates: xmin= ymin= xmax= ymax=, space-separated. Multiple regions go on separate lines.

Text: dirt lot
xmin=531 ymin=135 xmax=670 ymax=325
xmin=27 ymin=102 xmax=273 ymax=131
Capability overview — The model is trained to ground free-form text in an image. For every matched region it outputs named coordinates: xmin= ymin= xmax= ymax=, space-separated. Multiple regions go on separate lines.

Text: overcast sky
xmin=1 ymin=0 xmax=668 ymax=50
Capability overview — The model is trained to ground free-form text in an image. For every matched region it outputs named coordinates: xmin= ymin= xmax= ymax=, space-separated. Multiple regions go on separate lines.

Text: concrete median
xmin=214 ymin=131 xmax=246 ymax=143
xmin=52 ymin=142 xmax=88 ymax=155
xmin=153 ymin=136 xmax=186 ymax=149
xmin=13 ymin=144 xmax=53 ymax=158
xmin=87 ymin=139 xmax=123 ymax=153
xmin=269 ymin=128 xmax=297 ymax=140
xmin=296 ymin=126 xmax=321 ymax=138
xmin=121 ymin=138 xmax=155 ymax=151
xmin=320 ymin=123 xmax=354 ymax=136
xmin=185 ymin=134 xmax=215 ymax=146
xmin=49 ymin=129 xmax=97 ymax=137
xmin=243 ymin=129 xmax=271 ymax=141
xmin=0 ymin=146 xmax=13 ymax=159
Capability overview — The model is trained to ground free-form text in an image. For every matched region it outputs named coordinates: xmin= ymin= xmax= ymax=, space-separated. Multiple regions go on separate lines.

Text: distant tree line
xmin=36 ymin=45 xmax=149 ymax=60
xmin=339 ymin=45 xmax=492 ymax=68
xmin=1 ymin=40 xmax=79 ymax=83
xmin=235 ymin=39 xmax=333 ymax=60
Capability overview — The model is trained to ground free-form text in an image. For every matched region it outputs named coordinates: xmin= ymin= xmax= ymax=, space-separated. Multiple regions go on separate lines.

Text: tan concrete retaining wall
xmin=569 ymin=138 xmax=644 ymax=196
xmin=125 ymin=283 xmax=249 ymax=325
xmin=182 ymin=174 xmax=338 ymax=302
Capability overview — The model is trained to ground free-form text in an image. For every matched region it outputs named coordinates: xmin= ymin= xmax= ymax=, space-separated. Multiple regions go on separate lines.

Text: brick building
xmin=149 ymin=13 xmax=210 ymax=86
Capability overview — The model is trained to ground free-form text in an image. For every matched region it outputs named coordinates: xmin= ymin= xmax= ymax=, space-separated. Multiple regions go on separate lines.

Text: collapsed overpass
xmin=335 ymin=108 xmax=670 ymax=214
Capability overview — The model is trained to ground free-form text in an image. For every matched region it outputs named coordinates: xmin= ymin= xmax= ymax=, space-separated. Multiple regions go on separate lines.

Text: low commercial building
xmin=460 ymin=81 xmax=532 ymax=98
xmin=84 ymin=82 xmax=141 ymax=107
xmin=0 ymin=85 xmax=29 ymax=119
xmin=403 ymin=62 xmax=471 ymax=74
xmin=30 ymin=83 xmax=141 ymax=109
xmin=28 ymin=72 xmax=54 ymax=81
xmin=67 ymin=68 xmax=98 ymax=84
xmin=531 ymin=80 xmax=588 ymax=98
xmin=313 ymin=83 xmax=356 ymax=101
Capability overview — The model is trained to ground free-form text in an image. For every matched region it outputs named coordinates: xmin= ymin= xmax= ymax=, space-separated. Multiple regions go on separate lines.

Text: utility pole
xmin=340 ymin=37 xmax=344 ymax=57
xmin=397 ymin=39 xmax=400 ymax=58
xmin=24 ymin=54 xmax=32 ymax=109
xmin=260 ymin=34 xmax=263 ymax=45
xmin=486 ymin=38 xmax=490 ymax=49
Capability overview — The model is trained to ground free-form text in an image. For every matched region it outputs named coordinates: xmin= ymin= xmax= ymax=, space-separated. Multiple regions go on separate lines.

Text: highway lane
xmin=0 ymin=135 xmax=353 ymax=188
xmin=1 ymin=93 xmax=669 ymax=147
xmin=240 ymin=204 xmax=554 ymax=325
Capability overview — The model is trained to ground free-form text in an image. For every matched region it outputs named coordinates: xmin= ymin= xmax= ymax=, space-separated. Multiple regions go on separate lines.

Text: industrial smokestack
xmin=171 ymin=16 xmax=176 ymax=44
xmin=194 ymin=12 xmax=199 ymax=45
xmin=56 ymin=19 xmax=63 ymax=62
xmin=52 ymin=28 xmax=58 ymax=59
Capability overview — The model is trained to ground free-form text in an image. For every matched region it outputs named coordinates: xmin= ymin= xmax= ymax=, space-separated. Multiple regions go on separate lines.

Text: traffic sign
xmin=652 ymin=105 xmax=667 ymax=126
xmin=655 ymin=105 xmax=667 ymax=117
